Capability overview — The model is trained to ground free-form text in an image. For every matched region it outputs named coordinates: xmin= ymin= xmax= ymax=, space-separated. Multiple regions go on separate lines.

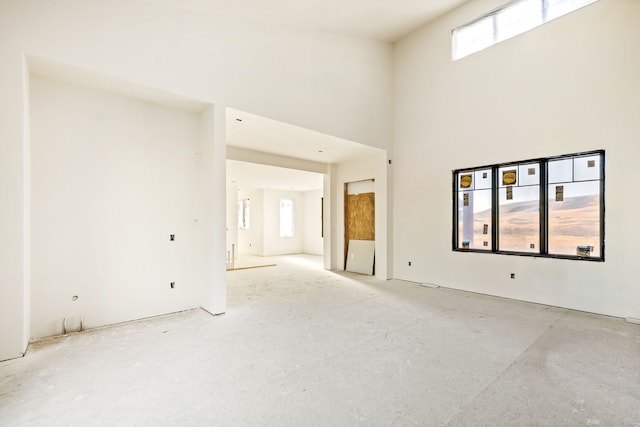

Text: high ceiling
xmin=136 ymin=0 xmax=472 ymax=191
xmin=136 ymin=0 xmax=469 ymax=42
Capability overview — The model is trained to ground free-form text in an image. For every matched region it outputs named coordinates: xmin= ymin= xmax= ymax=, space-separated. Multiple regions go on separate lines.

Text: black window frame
xmin=452 ymin=150 xmax=605 ymax=261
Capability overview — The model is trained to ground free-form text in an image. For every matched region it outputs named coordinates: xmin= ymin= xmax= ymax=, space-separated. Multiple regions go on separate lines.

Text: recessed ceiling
xmin=228 ymin=160 xmax=323 ymax=192
xmin=135 ymin=0 xmax=470 ymax=42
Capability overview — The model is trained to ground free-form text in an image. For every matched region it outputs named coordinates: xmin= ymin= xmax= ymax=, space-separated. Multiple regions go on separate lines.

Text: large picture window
xmin=453 ymin=150 xmax=604 ymax=261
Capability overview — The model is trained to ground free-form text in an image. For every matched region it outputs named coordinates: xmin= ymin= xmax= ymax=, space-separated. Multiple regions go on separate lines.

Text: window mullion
xmin=492 ymin=15 xmax=498 ymax=43
xmin=540 ymin=161 xmax=548 ymax=255
xmin=599 ymin=153 xmax=606 ymax=260
xmin=452 ymin=172 xmax=459 ymax=249
xmin=492 ymin=166 xmax=499 ymax=252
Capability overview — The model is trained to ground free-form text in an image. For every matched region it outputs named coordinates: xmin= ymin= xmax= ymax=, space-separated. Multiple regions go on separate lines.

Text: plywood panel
xmin=344 ymin=190 xmax=375 ymax=266
xmin=345 ymin=192 xmax=375 ymax=240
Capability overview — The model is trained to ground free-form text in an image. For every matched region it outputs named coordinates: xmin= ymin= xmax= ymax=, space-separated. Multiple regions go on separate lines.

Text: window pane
xmin=238 ymin=199 xmax=250 ymax=230
xmin=518 ymin=163 xmax=540 ymax=186
xmin=548 ymin=158 xmax=573 ymax=184
xmin=498 ymin=185 xmax=539 ymax=252
xmin=548 ymin=181 xmax=600 ymax=257
xmin=474 ymin=168 xmax=492 ymax=190
xmin=545 ymin=0 xmax=598 ymax=22
xmin=458 ymin=188 xmax=492 ymax=250
xmin=574 ymin=154 xmax=600 ymax=181
xmin=495 ymin=0 xmax=543 ymax=43
xmin=280 ymin=199 xmax=294 ymax=237
xmin=453 ymin=16 xmax=494 ymax=59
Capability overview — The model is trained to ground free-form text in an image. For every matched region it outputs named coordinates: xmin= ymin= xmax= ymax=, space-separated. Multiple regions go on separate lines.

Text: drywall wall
xmin=392 ymin=0 xmax=640 ymax=318
xmin=0 ymin=0 xmax=392 ymax=150
xmin=226 ymin=182 xmax=239 ymax=265
xmin=0 ymin=0 xmax=392 ymax=358
xmin=0 ymin=53 xmax=29 ymax=361
xmin=237 ymin=189 xmax=264 ymax=256
xmin=30 ymin=75 xmax=203 ymax=339
xmin=303 ymin=190 xmax=324 ymax=256
xmin=236 ymin=188 xmax=323 ymax=257
xmin=199 ymin=105 xmax=227 ymax=316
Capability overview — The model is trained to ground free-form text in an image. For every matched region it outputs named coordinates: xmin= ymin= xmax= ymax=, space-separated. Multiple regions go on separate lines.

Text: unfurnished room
xmin=1 ymin=0 xmax=639 ymax=425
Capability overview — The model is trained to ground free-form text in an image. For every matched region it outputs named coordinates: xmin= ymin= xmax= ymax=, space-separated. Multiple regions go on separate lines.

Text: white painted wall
xmin=237 ymin=189 xmax=264 ymax=256
xmin=30 ymin=76 xmax=203 ymax=339
xmin=332 ymin=151 xmax=389 ymax=279
xmin=1 ymin=0 xmax=392 ymax=150
xmin=226 ymin=182 xmax=239 ymax=264
xmin=236 ymin=188 xmax=322 ymax=257
xmin=392 ymin=0 xmax=640 ymax=318
xmin=347 ymin=180 xmax=375 ymax=195
xmin=303 ymin=190 xmax=324 ymax=256
xmin=199 ymin=105 xmax=227 ymax=316
xmin=0 ymin=51 xmax=29 ymax=361
xmin=0 ymin=0 xmax=392 ymax=358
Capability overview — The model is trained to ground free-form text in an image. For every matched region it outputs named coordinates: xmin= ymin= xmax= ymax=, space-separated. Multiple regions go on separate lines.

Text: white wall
xmin=237 ymin=189 xmax=264 ymax=256
xmin=303 ymin=190 xmax=324 ymax=256
xmin=198 ymin=105 xmax=227 ymax=316
xmin=226 ymin=182 xmax=239 ymax=263
xmin=0 ymin=0 xmax=392 ymax=358
xmin=237 ymin=188 xmax=322 ymax=257
xmin=392 ymin=0 xmax=640 ymax=318
xmin=1 ymin=0 xmax=392 ymax=150
xmin=30 ymin=76 xmax=203 ymax=339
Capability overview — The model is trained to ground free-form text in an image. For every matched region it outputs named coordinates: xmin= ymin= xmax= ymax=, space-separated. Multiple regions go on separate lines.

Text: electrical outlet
xmin=170 ymin=282 xmax=175 ymax=289
xmin=510 ymin=273 xmax=515 ymax=279
xmin=408 ymin=261 xmax=412 ymax=266
xmin=170 ymin=234 xmax=175 ymax=241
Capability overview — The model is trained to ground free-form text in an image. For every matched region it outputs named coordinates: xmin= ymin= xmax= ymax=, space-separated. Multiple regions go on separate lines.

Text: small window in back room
xmin=280 ymin=199 xmax=295 ymax=237
xmin=238 ymin=199 xmax=250 ymax=230
xmin=452 ymin=0 xmax=599 ymax=60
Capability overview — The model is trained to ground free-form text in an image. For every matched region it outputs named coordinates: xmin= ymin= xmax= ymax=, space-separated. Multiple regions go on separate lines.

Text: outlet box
xmin=408 ymin=261 xmax=412 ymax=266
xmin=510 ymin=273 xmax=515 ymax=279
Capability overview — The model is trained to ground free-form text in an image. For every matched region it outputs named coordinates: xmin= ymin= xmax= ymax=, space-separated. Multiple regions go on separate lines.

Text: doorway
xmin=344 ymin=179 xmax=375 ymax=274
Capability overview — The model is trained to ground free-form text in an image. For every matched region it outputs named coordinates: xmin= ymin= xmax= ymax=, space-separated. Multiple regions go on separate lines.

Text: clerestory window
xmin=452 ymin=0 xmax=598 ymax=60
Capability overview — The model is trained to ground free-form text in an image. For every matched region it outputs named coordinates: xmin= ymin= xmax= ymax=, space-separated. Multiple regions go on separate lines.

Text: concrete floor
xmin=1 ymin=254 xmax=639 ymax=426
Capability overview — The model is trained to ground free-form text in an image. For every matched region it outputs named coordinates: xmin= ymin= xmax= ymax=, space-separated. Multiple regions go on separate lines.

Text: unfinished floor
xmin=1 ymin=255 xmax=639 ymax=426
